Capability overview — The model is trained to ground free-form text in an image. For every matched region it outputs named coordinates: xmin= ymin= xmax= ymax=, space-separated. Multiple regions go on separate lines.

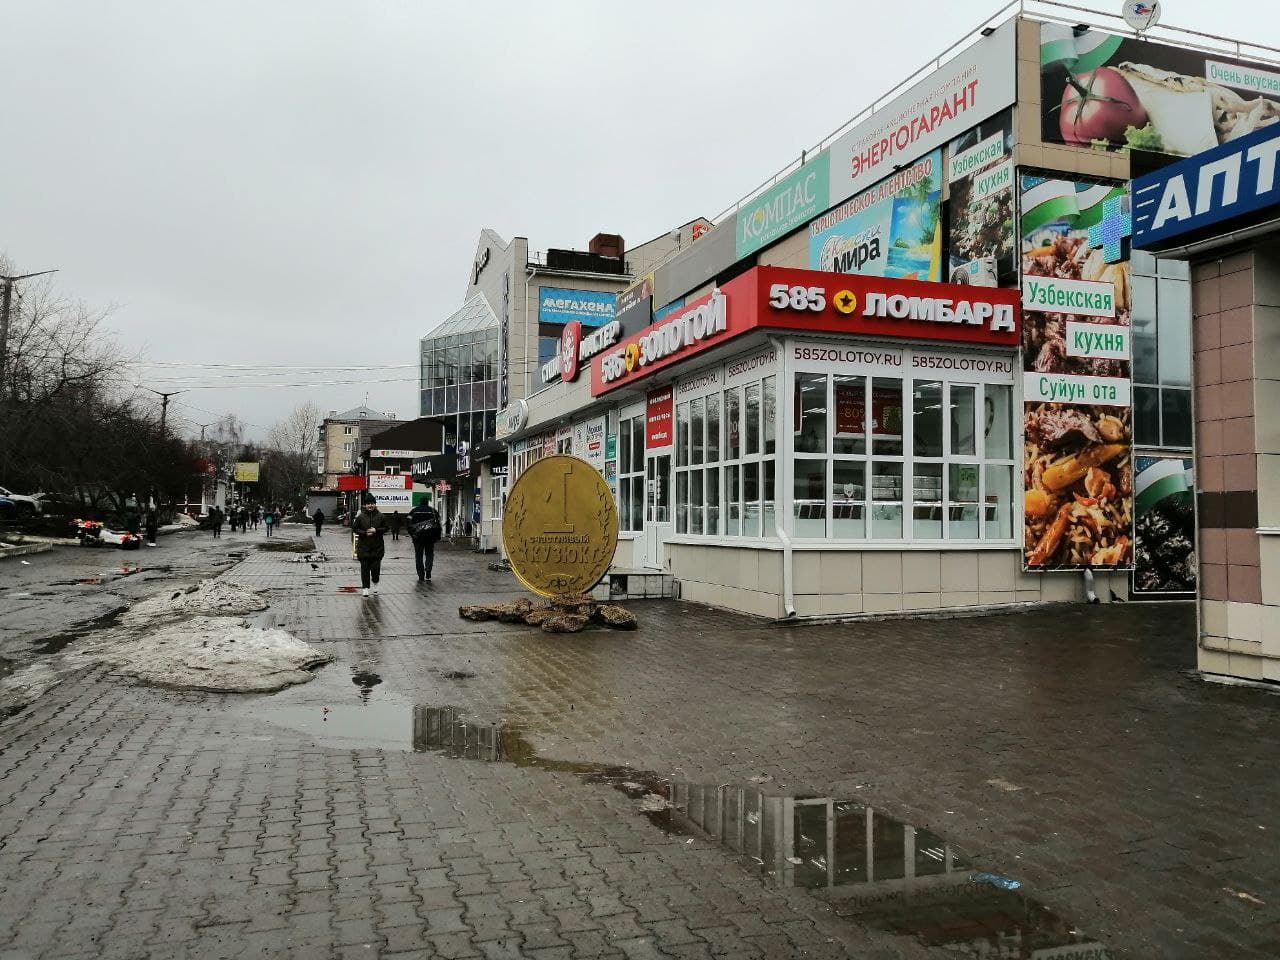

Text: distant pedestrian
xmin=445 ymin=515 xmax=453 ymax=540
xmin=145 ymin=508 xmax=158 ymax=547
xmin=264 ymin=509 xmax=275 ymax=538
xmin=212 ymin=506 xmax=224 ymax=539
xmin=407 ymin=500 xmax=441 ymax=582
xmin=351 ymin=494 xmax=388 ymax=597
xmin=252 ymin=507 xmax=261 ymax=530
xmin=313 ymin=509 xmax=325 ymax=538
xmin=239 ymin=506 xmax=249 ymax=532
xmin=390 ymin=510 xmax=403 ymax=541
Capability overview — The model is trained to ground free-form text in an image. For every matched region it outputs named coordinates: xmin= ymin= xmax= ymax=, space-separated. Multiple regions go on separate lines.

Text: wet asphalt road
xmin=1 ymin=528 xmax=1279 ymax=958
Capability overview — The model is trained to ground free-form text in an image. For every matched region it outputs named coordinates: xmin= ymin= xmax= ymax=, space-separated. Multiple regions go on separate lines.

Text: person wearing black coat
xmin=313 ymin=509 xmax=325 ymax=537
xmin=350 ymin=494 xmax=389 ymax=597
xmin=406 ymin=501 xmax=441 ymax=582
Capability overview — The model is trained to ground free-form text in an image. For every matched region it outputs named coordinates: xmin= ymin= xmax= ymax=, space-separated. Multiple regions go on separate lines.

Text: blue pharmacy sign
xmin=537 ymin=287 xmax=617 ymax=327
xmin=1132 ymin=122 xmax=1280 ymax=250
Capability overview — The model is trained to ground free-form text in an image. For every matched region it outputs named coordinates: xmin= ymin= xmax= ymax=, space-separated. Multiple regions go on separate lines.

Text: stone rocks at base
xmin=552 ymin=593 xmax=595 ymax=608
xmin=461 ymin=595 xmax=637 ymax=632
xmin=594 ymin=604 xmax=638 ymax=630
xmin=541 ymin=613 xmax=590 ymax=634
xmin=494 ymin=598 xmax=535 ymax=623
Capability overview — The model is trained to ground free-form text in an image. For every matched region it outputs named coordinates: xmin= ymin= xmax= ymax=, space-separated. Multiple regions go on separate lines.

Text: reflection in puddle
xmin=350 ymin=670 xmax=382 ymax=702
xmin=670 ymin=784 xmax=1110 ymax=958
xmin=246 ymin=702 xmax=1110 ymax=958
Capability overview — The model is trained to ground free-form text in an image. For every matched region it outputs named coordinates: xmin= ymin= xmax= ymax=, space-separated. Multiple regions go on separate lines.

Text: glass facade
xmin=1131 ymin=249 xmax=1193 ymax=450
xmin=420 ymin=295 xmax=501 ymax=452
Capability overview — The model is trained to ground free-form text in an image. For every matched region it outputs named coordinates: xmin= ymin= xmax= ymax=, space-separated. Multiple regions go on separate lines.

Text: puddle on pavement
xmin=241 ymin=696 xmax=1111 ymax=958
xmin=351 ymin=670 xmax=382 ymax=702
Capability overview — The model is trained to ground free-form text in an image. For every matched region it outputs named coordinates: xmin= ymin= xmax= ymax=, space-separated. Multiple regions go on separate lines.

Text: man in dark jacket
xmin=313 ymin=508 xmax=325 ymax=538
xmin=350 ymin=494 xmax=389 ymax=597
xmin=406 ymin=500 xmax=441 ymax=582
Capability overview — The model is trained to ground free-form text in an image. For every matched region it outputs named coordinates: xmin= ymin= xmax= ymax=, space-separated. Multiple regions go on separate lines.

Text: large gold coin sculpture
xmin=502 ymin=454 xmax=619 ymax=597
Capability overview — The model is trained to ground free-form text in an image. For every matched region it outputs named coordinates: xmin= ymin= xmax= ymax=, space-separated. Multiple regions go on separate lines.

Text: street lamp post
xmin=0 ymin=269 xmax=59 ymax=395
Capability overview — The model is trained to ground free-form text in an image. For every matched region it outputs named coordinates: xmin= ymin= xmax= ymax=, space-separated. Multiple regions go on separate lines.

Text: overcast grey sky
xmin=1 ymin=0 xmax=1270 ymax=437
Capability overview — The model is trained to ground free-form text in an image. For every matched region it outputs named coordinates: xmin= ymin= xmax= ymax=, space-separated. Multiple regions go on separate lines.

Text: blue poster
xmin=538 ymin=287 xmax=616 ymax=327
xmin=808 ymin=149 xmax=943 ymax=282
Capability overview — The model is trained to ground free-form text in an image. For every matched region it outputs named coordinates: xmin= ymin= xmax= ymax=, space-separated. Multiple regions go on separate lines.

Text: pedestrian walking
xmin=252 ymin=506 xmax=261 ymax=530
xmin=212 ymin=506 xmax=224 ymax=539
xmin=240 ymin=506 xmax=250 ymax=532
xmin=351 ymin=494 xmax=388 ymax=597
xmin=390 ymin=510 xmax=403 ymax=542
xmin=313 ymin=508 xmax=325 ymax=538
xmin=407 ymin=500 xmax=441 ymax=582
xmin=145 ymin=508 xmax=159 ymax=547
xmin=264 ymin=509 xmax=275 ymax=538
xmin=445 ymin=515 xmax=453 ymax=540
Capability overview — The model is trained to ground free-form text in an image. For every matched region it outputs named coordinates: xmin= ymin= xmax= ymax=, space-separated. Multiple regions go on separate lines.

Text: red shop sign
xmin=336 ymin=475 xmax=367 ymax=491
xmin=591 ymin=266 xmax=1020 ymax=396
xmin=645 ymin=386 xmax=674 ymax=449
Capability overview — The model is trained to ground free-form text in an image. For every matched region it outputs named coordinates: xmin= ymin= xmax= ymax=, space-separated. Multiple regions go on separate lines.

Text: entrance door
xmin=644 ymin=453 xmax=672 ymax=569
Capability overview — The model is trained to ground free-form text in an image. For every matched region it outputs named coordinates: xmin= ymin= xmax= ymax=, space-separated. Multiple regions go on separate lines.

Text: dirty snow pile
xmin=65 ymin=616 xmax=331 ymax=692
xmin=0 ymin=578 xmax=330 ymax=713
xmin=117 ymin=578 xmax=268 ymax=625
xmin=284 ymin=552 xmax=329 ymax=564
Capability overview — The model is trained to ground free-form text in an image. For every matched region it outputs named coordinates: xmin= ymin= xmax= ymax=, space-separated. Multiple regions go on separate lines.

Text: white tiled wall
xmin=669 ymin=544 xmax=1129 ymax=620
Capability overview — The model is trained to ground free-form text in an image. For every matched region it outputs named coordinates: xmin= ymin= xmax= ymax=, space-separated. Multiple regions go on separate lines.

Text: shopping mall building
xmin=417 ymin=224 xmax=706 ymax=530
xmin=476 ymin=5 xmax=1279 ymax=627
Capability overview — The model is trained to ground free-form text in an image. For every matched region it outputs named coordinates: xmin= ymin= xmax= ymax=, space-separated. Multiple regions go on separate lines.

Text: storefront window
xmin=776 ymin=352 xmax=1016 ymax=544
xmin=795 ymin=372 xmax=828 ymax=454
xmin=618 ymin=415 xmax=644 ymax=532
xmin=745 ymin=383 xmax=761 ymax=456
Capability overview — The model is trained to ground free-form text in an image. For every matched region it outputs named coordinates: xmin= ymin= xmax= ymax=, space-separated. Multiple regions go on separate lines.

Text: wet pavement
xmin=1 ymin=527 xmax=1279 ymax=958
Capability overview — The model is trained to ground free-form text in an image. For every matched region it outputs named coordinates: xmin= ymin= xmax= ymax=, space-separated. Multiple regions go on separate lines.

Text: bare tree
xmin=264 ymin=402 xmax=322 ymax=505
xmin=0 ymin=256 xmax=204 ymax=519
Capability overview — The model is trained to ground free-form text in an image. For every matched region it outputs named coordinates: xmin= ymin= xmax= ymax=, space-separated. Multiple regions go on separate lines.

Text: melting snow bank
xmin=1 ymin=578 xmax=330 ymax=715
xmin=67 ymin=616 xmax=331 ymax=692
xmin=117 ymin=578 xmax=268 ymax=625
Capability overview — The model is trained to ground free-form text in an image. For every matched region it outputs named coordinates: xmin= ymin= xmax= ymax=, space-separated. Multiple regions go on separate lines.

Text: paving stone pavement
xmin=1 ymin=529 xmax=1279 ymax=959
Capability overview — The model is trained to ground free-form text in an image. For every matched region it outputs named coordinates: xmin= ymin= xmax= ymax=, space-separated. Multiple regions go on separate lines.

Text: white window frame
xmin=667 ymin=340 xmax=1018 ymax=549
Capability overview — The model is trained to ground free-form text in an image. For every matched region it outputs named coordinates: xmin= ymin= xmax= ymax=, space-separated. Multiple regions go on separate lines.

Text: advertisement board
xmin=654 ymin=298 xmax=685 ymax=322
xmin=946 ymin=108 xmax=1015 ymax=287
xmin=826 ymin=20 xmax=1016 ymax=206
xmin=1132 ymin=120 xmax=1280 ymax=250
xmin=233 ymin=462 xmax=259 ymax=482
xmin=645 ymin=387 xmax=674 ymax=449
xmin=372 ymin=490 xmax=413 ymax=511
xmin=614 ymin=275 xmax=654 ymax=337
xmin=592 ymin=266 xmax=1021 ymax=396
xmin=368 ymin=473 xmax=412 ymax=490
xmin=538 ymin=287 xmax=616 ymax=327
xmin=737 ymin=153 xmax=830 ymax=259
xmin=808 ymin=150 xmax=942 ymax=282
xmin=1020 ymin=175 xmax=1133 ymax=572
xmin=1131 ymin=455 xmax=1196 ymax=597
xmin=1039 ymin=24 xmax=1280 ymax=156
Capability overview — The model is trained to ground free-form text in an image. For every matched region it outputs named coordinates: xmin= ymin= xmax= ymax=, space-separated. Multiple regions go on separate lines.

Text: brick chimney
xmin=588 ymin=233 xmax=624 ymax=259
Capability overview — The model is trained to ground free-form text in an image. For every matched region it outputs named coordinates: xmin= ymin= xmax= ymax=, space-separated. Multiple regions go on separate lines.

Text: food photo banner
xmin=808 ymin=149 xmax=942 ymax=282
xmin=946 ymin=108 xmax=1015 ymax=287
xmin=1131 ymin=455 xmax=1196 ymax=597
xmin=1040 ymin=24 xmax=1280 ymax=156
xmin=1020 ymin=175 xmax=1134 ymax=573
